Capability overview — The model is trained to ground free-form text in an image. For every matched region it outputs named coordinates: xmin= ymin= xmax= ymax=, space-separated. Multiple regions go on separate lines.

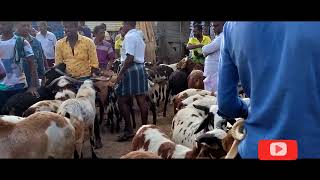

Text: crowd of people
xmin=1 ymin=21 xmax=320 ymax=159
xmin=0 ymin=21 xmax=149 ymax=142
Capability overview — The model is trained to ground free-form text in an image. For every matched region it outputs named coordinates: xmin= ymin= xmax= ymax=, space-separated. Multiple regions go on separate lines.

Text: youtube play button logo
xmin=258 ymin=140 xmax=298 ymax=160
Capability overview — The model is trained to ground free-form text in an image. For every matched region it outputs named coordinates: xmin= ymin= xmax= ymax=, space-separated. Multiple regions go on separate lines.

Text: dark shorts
xmin=115 ymin=63 xmax=148 ymax=97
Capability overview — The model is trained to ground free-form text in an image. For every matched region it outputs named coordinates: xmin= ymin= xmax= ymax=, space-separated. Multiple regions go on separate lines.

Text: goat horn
xmin=46 ymin=76 xmax=63 ymax=88
xmin=230 ymin=119 xmax=245 ymax=141
xmin=224 ymin=119 xmax=246 ymax=159
xmin=63 ymin=76 xmax=84 ymax=84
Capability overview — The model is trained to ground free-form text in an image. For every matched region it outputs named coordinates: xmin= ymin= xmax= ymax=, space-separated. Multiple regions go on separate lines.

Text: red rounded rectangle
xmin=258 ymin=140 xmax=298 ymax=160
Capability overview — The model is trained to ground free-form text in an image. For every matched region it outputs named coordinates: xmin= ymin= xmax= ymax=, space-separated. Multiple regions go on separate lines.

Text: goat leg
xmin=163 ymin=88 xmax=171 ymax=117
xmin=94 ymin=117 xmax=103 ymax=149
xmin=129 ymin=98 xmax=136 ymax=129
xmin=150 ymin=102 xmax=157 ymax=125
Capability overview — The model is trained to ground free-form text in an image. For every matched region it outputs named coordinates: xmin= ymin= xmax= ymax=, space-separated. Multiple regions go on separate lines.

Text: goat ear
xmin=226 ymin=118 xmax=236 ymax=125
xmin=195 ymin=133 xmax=220 ymax=147
xmin=193 ymin=104 xmax=209 ymax=114
xmin=65 ymin=112 xmax=71 ymax=119
xmin=194 ymin=116 xmax=211 ymax=134
xmin=22 ymin=108 xmax=36 ymax=117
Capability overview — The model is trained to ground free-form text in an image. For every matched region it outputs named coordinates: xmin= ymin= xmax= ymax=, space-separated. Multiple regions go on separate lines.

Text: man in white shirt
xmin=114 ymin=21 xmax=149 ymax=142
xmin=0 ymin=22 xmax=39 ymax=109
xmin=36 ymin=21 xmax=57 ymax=69
xmin=202 ymin=21 xmax=225 ymax=93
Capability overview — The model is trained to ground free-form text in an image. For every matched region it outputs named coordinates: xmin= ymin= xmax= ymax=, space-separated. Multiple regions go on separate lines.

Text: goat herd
xmin=0 ymin=57 xmax=249 ymax=159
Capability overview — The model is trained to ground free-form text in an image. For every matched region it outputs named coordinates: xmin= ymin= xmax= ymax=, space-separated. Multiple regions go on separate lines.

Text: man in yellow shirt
xmin=187 ymin=24 xmax=211 ymax=64
xmin=55 ymin=21 xmax=99 ymax=80
xmin=114 ymin=27 xmax=124 ymax=59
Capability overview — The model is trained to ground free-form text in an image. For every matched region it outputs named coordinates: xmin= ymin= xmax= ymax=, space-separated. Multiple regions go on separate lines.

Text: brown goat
xmin=0 ymin=112 xmax=79 ymax=159
xmin=187 ymin=70 xmax=204 ymax=90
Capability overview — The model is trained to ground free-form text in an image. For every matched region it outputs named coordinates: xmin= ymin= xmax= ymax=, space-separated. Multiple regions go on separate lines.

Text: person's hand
xmin=197 ymin=44 xmax=204 ymax=48
xmin=27 ymin=86 xmax=40 ymax=98
xmin=41 ymin=77 xmax=46 ymax=87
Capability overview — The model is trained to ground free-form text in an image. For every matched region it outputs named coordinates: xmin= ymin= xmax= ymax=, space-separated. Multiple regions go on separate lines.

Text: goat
xmin=1 ymin=64 xmax=79 ymax=116
xmin=172 ymin=89 xmax=214 ymax=114
xmin=171 ymin=104 xmax=233 ymax=149
xmin=22 ymin=89 xmax=76 ymax=117
xmin=0 ymin=112 xmax=79 ymax=159
xmin=187 ymin=70 xmax=204 ymax=89
xmin=57 ymin=80 xmax=97 ymax=158
xmin=132 ymin=124 xmax=233 ymax=159
xmin=176 ymin=94 xmax=216 ymax=111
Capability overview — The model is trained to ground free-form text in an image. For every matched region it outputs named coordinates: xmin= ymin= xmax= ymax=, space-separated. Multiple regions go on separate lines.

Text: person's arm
xmin=116 ymin=54 xmax=134 ymax=84
xmin=52 ymin=33 xmax=57 ymax=58
xmin=106 ymin=47 xmax=115 ymax=71
xmin=186 ymin=38 xmax=203 ymax=50
xmin=202 ymin=36 xmax=221 ymax=56
xmin=115 ymin=49 xmax=120 ymax=59
xmin=88 ymin=40 xmax=99 ymax=76
xmin=23 ymin=40 xmax=39 ymax=96
xmin=55 ymin=41 xmax=63 ymax=65
xmin=37 ymin=45 xmax=46 ymax=85
xmin=114 ymin=39 xmax=121 ymax=59
xmin=217 ymin=25 xmax=248 ymax=119
xmin=115 ymin=37 xmax=136 ymax=84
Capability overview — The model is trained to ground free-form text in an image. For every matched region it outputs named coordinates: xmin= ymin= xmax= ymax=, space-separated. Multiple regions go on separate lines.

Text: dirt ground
xmin=93 ymin=102 xmax=175 ymax=158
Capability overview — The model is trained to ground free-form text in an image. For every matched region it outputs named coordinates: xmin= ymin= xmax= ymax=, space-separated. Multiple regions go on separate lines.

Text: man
xmin=0 ymin=22 xmax=39 ymax=107
xmin=16 ymin=22 xmax=46 ymax=87
xmin=202 ymin=21 xmax=225 ymax=93
xmin=114 ymin=27 xmax=125 ymax=59
xmin=93 ymin=25 xmax=115 ymax=70
xmin=114 ymin=21 xmax=149 ymax=142
xmin=30 ymin=27 xmax=38 ymax=37
xmin=55 ymin=21 xmax=99 ymax=80
xmin=78 ymin=21 xmax=92 ymax=38
xmin=47 ymin=21 xmax=64 ymax=40
xmin=187 ymin=24 xmax=211 ymax=64
xmin=36 ymin=21 xmax=57 ymax=68
xmin=100 ymin=23 xmax=113 ymax=46
xmin=218 ymin=22 xmax=320 ymax=159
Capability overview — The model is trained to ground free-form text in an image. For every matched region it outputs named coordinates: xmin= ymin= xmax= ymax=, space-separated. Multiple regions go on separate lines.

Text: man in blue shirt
xmin=218 ymin=22 xmax=320 ymax=159
xmin=79 ymin=21 xmax=92 ymax=38
xmin=15 ymin=22 xmax=46 ymax=87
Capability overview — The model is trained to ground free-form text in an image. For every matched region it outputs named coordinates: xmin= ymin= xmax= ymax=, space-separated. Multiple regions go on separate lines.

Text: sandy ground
xmin=92 ymin=102 xmax=175 ymax=159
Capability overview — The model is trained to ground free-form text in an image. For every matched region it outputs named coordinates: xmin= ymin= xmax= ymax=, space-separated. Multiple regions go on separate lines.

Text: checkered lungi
xmin=115 ymin=63 xmax=149 ymax=97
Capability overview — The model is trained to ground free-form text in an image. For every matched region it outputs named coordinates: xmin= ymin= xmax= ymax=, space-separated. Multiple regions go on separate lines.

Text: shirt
xmin=26 ymin=35 xmax=45 ymax=84
xmin=55 ymin=34 xmax=99 ymax=78
xmin=47 ymin=22 xmax=64 ymax=40
xmin=79 ymin=25 xmax=92 ymax=38
xmin=16 ymin=33 xmax=45 ymax=87
xmin=36 ymin=31 xmax=57 ymax=59
xmin=115 ymin=34 xmax=122 ymax=42
xmin=187 ymin=35 xmax=211 ymax=60
xmin=120 ymin=29 xmax=145 ymax=64
xmin=218 ymin=22 xmax=320 ymax=159
xmin=0 ymin=36 xmax=34 ymax=90
xmin=202 ymin=33 xmax=223 ymax=77
xmin=95 ymin=40 xmax=115 ymax=68
xmin=115 ymin=36 xmax=123 ymax=50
